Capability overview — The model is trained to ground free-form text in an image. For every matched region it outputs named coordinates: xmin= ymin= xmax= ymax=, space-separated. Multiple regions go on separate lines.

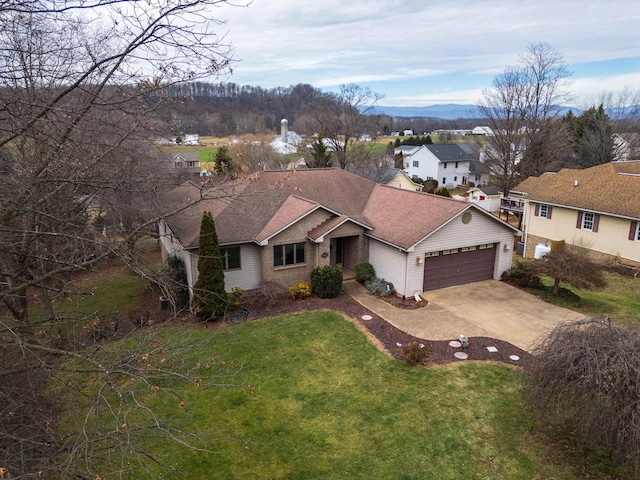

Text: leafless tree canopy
xmin=0 ymin=1 xmax=239 ymax=477
xmin=523 ymin=317 xmax=640 ymax=472
xmin=477 ymin=42 xmax=571 ymax=192
xmin=313 ymin=84 xmax=383 ymax=170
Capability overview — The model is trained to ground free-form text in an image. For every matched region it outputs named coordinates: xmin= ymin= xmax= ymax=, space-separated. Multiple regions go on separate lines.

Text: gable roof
xmin=512 ymin=161 xmax=640 ymax=219
xmin=468 ymin=186 xmax=501 ymax=196
xmin=163 ymin=167 xmax=518 ymax=251
xmin=425 ymin=144 xmax=475 ymax=162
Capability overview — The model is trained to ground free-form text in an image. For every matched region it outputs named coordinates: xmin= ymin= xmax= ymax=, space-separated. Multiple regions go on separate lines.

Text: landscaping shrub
xmin=365 ymin=277 xmax=396 ymax=297
xmin=229 ymin=287 xmax=244 ymax=307
xmin=165 ymin=255 xmax=190 ymax=308
xmin=249 ymin=281 xmax=286 ymax=307
xmin=522 ymin=317 xmax=640 ymax=473
xmin=289 ymin=282 xmax=311 ymax=300
xmin=355 ymin=262 xmax=376 ymax=284
xmin=402 ymin=341 xmax=431 ymax=366
xmin=310 ymin=265 xmax=343 ymax=298
xmin=502 ymin=261 xmax=542 ymax=288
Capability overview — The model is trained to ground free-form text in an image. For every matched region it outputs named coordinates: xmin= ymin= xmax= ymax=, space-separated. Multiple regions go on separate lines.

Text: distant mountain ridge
xmin=371 ymin=104 xmax=479 ymax=119
xmin=370 ymin=104 xmax=582 ymax=120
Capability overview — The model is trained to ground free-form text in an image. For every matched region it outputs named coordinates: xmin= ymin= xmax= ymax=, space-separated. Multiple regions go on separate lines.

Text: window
xmin=442 ymin=177 xmax=446 ymax=184
xmin=454 ymin=176 xmax=458 ymax=182
xmin=630 ymin=221 xmax=640 ymax=242
xmin=220 ymin=246 xmax=241 ymax=270
xmin=187 ymin=161 xmax=196 ymax=168
xmin=581 ymin=212 xmax=595 ymax=231
xmin=174 ymin=161 xmax=182 ymax=167
xmin=274 ymin=242 xmax=305 ymax=267
xmin=443 ymin=162 xmax=447 ymax=168
xmin=535 ymin=204 xmax=553 ymax=219
xmin=413 ymin=160 xmax=419 ymax=168
xmin=411 ymin=174 xmax=418 ymax=179
xmin=405 ymin=162 xmax=409 ymax=168
xmin=455 ymin=162 xmax=459 ymax=168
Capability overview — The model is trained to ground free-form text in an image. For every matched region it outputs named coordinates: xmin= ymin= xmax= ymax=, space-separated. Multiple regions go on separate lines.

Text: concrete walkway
xmin=342 ymin=279 xmax=586 ymax=352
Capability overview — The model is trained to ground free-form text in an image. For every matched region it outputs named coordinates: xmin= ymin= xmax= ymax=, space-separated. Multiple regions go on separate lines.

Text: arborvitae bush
xmin=192 ymin=211 xmax=228 ymax=320
xmin=355 ymin=262 xmax=376 ymax=284
xmin=310 ymin=265 xmax=343 ymax=298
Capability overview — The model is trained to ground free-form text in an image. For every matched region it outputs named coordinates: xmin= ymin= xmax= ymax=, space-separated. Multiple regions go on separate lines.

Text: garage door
xmin=423 ymin=243 xmax=496 ymax=291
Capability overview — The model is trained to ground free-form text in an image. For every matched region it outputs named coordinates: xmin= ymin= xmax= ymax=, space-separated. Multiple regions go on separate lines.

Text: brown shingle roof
xmin=364 ymin=185 xmax=469 ymax=250
xmin=512 ymin=161 xmax=640 ymax=218
xmin=163 ymin=167 xmax=514 ymax=251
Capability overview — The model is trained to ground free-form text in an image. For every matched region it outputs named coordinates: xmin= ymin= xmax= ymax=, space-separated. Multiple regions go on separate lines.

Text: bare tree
xmin=523 ymin=317 xmax=640 ymax=472
xmin=529 ymin=249 xmax=607 ymax=295
xmin=0 ymin=1 xmax=240 ymax=477
xmin=478 ymin=42 xmax=571 ymax=190
xmin=313 ymin=84 xmax=382 ymax=170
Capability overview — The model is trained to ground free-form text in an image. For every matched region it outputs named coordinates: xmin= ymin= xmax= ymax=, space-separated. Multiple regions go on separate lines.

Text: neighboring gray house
xmin=160 ymin=168 xmax=520 ymax=297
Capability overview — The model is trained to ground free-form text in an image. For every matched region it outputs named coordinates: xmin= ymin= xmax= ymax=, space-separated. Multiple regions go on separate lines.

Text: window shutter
xmin=593 ymin=214 xmax=600 ymax=233
xmin=576 ymin=211 xmax=583 ymax=229
xmin=630 ymin=221 xmax=638 ymax=241
xmin=534 ymin=204 xmax=540 ymax=217
xmin=547 ymin=206 xmax=553 ymax=219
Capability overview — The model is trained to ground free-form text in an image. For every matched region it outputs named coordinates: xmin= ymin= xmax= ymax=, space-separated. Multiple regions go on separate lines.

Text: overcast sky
xmin=212 ymin=0 xmax=640 ymax=107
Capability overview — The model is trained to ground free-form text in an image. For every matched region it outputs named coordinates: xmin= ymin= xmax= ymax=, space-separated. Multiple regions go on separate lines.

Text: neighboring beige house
xmin=170 ymin=152 xmax=203 ymax=175
xmin=160 ymin=168 xmax=520 ymax=297
xmin=511 ymin=161 xmax=640 ymax=266
xmin=349 ymin=165 xmax=423 ymax=191
xmin=467 ymin=186 xmax=502 ymax=212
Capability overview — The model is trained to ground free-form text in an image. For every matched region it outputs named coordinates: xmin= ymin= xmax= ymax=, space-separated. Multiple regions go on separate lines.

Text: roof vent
xmin=574 ymin=180 xmax=579 ymax=187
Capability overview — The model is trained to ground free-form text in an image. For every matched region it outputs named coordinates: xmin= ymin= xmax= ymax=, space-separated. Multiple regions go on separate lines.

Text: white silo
xmin=281 ymin=118 xmax=288 ymax=143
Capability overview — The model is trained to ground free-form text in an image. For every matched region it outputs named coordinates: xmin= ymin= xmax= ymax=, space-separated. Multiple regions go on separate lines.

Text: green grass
xmin=56 ymin=311 xmax=617 ymax=479
xmin=527 ymin=272 xmax=640 ymax=329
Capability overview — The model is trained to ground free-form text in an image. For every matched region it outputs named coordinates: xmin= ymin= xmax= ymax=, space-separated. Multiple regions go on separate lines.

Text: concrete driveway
xmin=342 ymin=280 xmax=587 ymax=352
xmin=422 ymin=280 xmax=587 ymax=351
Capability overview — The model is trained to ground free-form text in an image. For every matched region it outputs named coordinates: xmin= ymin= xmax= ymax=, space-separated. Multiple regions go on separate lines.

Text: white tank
xmin=534 ymin=242 xmax=551 ymax=259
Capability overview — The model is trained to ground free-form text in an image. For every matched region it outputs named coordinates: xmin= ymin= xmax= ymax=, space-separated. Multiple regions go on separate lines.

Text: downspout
xmin=522 ymin=198 xmax=530 ymax=257
xmin=404 ymin=250 xmax=410 ymax=300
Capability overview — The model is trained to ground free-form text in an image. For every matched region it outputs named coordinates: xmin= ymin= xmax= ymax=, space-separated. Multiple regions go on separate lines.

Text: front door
xmin=330 ymin=238 xmax=346 ymax=267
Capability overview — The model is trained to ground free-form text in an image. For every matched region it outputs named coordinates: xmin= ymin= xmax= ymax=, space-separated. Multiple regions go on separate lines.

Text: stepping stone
xmin=361 ymin=314 xmax=372 ymax=321
xmin=454 ymin=352 xmax=468 ymax=360
xmin=486 ymin=346 xmax=498 ymax=353
xmin=509 ymin=355 xmax=520 ymax=361
xmin=449 ymin=340 xmax=462 ymax=348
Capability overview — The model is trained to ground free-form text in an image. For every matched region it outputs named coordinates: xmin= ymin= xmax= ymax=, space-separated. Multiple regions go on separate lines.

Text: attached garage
xmin=422 ymin=243 xmax=496 ymax=291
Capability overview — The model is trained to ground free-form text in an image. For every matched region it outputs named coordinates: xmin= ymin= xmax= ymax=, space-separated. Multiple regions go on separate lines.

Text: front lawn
xmin=56 ymin=312 xmax=613 ymax=479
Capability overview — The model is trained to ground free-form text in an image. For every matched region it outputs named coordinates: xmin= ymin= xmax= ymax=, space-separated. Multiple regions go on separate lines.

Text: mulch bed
xmin=186 ymin=288 xmax=533 ymax=367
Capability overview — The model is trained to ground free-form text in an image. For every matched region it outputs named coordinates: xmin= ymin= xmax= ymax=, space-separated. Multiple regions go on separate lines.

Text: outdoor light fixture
xmin=416 ymin=256 xmax=423 ymax=264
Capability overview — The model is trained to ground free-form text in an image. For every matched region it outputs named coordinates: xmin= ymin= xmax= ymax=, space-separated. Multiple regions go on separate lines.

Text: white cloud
xmin=214 ymin=0 xmax=640 ymax=105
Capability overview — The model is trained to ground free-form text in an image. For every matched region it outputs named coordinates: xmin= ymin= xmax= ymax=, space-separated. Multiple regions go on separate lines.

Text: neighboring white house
xmin=184 ymin=133 xmax=199 ymax=145
xmin=397 ymin=144 xmax=474 ymax=188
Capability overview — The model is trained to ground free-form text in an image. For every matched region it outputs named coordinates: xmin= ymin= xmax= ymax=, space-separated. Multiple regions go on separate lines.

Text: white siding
xmin=408 ymin=209 xmax=515 ymax=295
xmin=223 ymin=244 xmax=262 ymax=291
xmin=191 ymin=243 xmax=262 ymax=293
xmin=369 ymin=240 xmax=408 ymax=295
